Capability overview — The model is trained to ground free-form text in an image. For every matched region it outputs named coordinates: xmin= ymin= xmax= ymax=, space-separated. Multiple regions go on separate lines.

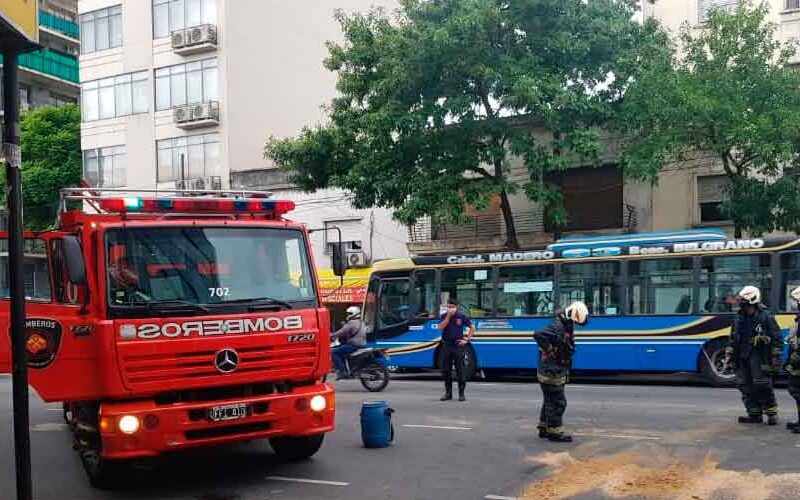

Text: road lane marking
xmin=572 ymin=432 xmax=661 ymax=441
xmin=402 ymin=424 xmax=472 ymax=431
xmin=265 ymin=476 xmax=349 ymax=487
xmin=485 ymin=495 xmax=517 ymax=500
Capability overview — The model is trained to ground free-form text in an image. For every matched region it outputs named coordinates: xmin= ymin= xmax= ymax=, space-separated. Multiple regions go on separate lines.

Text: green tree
xmin=0 ymin=104 xmax=82 ymax=230
xmin=266 ymin=0 xmax=664 ymax=248
xmin=618 ymin=2 xmax=800 ymax=237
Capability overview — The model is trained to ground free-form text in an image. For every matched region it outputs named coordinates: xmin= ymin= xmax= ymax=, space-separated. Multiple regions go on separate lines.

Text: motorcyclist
xmin=725 ymin=286 xmax=782 ymax=425
xmin=786 ymin=286 xmax=800 ymax=433
xmin=331 ymin=306 xmax=367 ymax=379
xmin=534 ymin=301 xmax=588 ymax=443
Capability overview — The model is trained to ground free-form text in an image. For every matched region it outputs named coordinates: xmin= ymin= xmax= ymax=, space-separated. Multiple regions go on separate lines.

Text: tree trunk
xmin=499 ymin=190 xmax=519 ymax=250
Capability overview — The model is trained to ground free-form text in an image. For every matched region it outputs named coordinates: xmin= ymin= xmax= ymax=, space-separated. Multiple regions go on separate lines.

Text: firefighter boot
xmin=738 ymin=414 xmax=763 ymax=424
xmin=458 ymin=383 xmax=466 ymax=402
xmin=767 ymin=414 xmax=778 ymax=426
xmin=787 ymin=406 xmax=800 ymax=431
xmin=440 ymin=385 xmax=453 ymax=401
xmin=537 ymin=423 xmax=548 ymax=439
xmin=546 ymin=428 xmax=573 ymax=443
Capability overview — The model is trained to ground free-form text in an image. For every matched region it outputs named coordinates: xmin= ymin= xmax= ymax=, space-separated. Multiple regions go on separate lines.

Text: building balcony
xmin=1 ymin=49 xmax=79 ymax=84
xmin=39 ymin=10 xmax=80 ymax=41
xmin=407 ymin=205 xmax=637 ymax=255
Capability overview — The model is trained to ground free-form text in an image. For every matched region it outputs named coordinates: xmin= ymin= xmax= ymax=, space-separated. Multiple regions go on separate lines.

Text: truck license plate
xmin=208 ymin=403 xmax=248 ymax=422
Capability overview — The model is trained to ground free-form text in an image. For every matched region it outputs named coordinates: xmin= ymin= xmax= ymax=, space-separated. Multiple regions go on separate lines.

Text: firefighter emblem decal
xmin=24 ymin=319 xmax=62 ymax=369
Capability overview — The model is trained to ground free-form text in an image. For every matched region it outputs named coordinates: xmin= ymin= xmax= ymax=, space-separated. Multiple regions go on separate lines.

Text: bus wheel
xmin=437 ymin=345 xmax=478 ymax=381
xmin=80 ymin=447 xmax=127 ymax=489
xmin=270 ymin=434 xmax=325 ymax=462
xmin=701 ymin=339 xmax=736 ymax=387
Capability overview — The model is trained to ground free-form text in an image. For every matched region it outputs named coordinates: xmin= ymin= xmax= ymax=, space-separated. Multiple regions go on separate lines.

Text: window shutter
xmin=697 ymin=175 xmax=731 ymax=204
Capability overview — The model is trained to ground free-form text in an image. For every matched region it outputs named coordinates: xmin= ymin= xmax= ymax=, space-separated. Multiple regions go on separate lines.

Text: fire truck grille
xmin=121 ymin=344 xmax=317 ymax=386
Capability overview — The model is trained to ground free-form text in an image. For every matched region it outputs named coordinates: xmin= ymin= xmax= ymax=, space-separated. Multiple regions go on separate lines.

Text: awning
xmin=318 ymin=267 xmax=371 ymax=304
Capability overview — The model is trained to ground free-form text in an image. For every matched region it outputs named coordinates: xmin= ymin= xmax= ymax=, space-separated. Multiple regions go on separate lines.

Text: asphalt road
xmin=2 ymin=374 xmax=800 ymax=500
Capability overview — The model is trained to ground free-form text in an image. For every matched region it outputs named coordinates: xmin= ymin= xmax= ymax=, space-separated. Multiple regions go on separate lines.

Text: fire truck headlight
xmin=309 ymin=395 xmax=327 ymax=412
xmin=118 ymin=415 xmax=140 ymax=434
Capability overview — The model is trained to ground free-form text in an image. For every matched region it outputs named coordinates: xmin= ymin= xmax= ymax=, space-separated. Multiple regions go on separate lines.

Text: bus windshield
xmin=106 ymin=227 xmax=315 ymax=310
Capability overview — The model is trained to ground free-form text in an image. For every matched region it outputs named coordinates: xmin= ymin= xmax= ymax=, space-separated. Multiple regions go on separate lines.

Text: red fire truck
xmin=0 ymin=188 xmax=339 ymax=487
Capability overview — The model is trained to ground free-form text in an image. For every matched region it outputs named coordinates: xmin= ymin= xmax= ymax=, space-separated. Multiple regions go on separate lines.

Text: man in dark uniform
xmin=786 ymin=286 xmax=800 ymax=433
xmin=534 ymin=301 xmax=588 ymax=443
xmin=437 ymin=298 xmax=475 ymax=402
xmin=725 ymin=286 xmax=783 ymax=425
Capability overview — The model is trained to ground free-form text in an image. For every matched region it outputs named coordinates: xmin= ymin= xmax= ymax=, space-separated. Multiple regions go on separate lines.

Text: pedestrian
xmin=534 ymin=301 xmax=588 ymax=443
xmin=725 ymin=286 xmax=783 ymax=425
xmin=786 ymin=286 xmax=800 ymax=433
xmin=437 ymin=298 xmax=475 ymax=402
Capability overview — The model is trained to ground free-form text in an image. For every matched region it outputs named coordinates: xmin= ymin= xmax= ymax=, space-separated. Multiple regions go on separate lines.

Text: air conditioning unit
xmin=172 ymin=24 xmax=218 ymax=55
xmin=175 ymin=176 xmax=223 ymax=195
xmin=347 ymin=251 xmax=369 ymax=268
xmin=174 ymin=101 xmax=219 ymax=130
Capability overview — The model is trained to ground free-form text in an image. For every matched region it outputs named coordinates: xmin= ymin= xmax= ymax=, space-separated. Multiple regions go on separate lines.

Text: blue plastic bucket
xmin=360 ymin=401 xmax=395 ymax=448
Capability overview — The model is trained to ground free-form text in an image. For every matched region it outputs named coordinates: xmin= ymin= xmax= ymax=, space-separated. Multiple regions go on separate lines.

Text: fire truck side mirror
xmin=62 ymin=236 xmax=87 ymax=285
xmin=332 ymin=243 xmax=346 ymax=277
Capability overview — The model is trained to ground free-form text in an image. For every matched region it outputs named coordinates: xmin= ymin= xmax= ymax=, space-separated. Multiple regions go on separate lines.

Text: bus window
xmin=0 ymin=238 xmax=52 ymax=302
xmin=699 ymin=254 xmax=772 ymax=312
xmin=412 ymin=270 xmax=437 ymax=319
xmin=440 ymin=268 xmax=493 ymax=317
xmin=378 ymin=278 xmax=411 ymax=328
xmin=780 ymin=252 xmax=800 ymax=311
xmin=628 ymin=258 xmax=694 ymax=314
xmin=559 ymin=262 xmax=621 ymax=315
xmin=496 ymin=265 xmax=554 ymax=317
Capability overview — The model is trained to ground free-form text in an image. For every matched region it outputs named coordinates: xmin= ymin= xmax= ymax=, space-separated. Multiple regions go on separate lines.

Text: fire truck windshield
xmin=105 ymin=227 xmax=316 ymax=315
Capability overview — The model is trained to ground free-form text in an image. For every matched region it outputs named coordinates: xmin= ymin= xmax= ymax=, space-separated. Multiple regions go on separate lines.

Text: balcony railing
xmin=39 ymin=10 xmax=80 ymax=40
xmin=1 ymin=50 xmax=80 ymax=83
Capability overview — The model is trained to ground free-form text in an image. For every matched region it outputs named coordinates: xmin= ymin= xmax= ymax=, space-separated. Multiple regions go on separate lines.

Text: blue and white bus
xmin=362 ymin=230 xmax=800 ymax=385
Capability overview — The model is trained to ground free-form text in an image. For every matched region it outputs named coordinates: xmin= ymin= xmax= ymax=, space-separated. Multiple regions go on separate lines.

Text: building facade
xmin=1 ymin=0 xmax=79 ymax=112
xmin=77 ymin=0 xmax=407 ymax=271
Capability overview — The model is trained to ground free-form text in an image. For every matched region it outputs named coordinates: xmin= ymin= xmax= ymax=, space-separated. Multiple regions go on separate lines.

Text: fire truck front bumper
xmin=98 ymin=383 xmax=335 ymax=460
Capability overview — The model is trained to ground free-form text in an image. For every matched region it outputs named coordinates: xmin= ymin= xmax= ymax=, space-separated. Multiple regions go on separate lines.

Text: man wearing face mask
xmin=437 ymin=298 xmax=475 ymax=402
xmin=725 ymin=286 xmax=783 ymax=425
xmin=785 ymin=286 xmax=800 ymax=433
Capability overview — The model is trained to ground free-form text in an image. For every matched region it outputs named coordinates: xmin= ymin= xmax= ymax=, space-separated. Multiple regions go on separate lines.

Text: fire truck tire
xmin=270 ymin=433 xmax=325 ymax=461
xmin=80 ymin=449 xmax=127 ymax=489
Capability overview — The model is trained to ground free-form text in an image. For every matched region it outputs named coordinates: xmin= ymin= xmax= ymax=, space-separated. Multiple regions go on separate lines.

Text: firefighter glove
xmin=752 ymin=334 xmax=772 ymax=347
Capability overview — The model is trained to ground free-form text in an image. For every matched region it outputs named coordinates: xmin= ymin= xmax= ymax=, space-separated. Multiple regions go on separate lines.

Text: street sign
xmin=0 ymin=0 xmax=39 ymax=48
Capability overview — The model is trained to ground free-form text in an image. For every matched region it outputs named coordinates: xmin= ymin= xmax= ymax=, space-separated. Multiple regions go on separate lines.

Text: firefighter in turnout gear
xmin=534 ymin=302 xmax=588 ymax=442
xmin=725 ymin=286 xmax=783 ymax=425
xmin=786 ymin=286 xmax=800 ymax=433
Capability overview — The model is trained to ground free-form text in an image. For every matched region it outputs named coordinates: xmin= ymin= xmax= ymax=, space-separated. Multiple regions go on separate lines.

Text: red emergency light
xmin=96 ymin=196 xmax=296 ymax=216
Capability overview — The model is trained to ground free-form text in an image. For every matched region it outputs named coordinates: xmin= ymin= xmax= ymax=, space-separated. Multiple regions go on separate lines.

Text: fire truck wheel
xmin=270 ymin=434 xmax=325 ymax=461
xmin=80 ymin=449 xmax=127 ymax=489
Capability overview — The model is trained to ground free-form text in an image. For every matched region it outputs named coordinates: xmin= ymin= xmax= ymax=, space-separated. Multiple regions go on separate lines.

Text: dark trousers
xmin=538 ymin=383 xmax=567 ymax=430
xmin=789 ymin=376 xmax=800 ymax=418
xmin=332 ymin=344 xmax=357 ymax=373
xmin=735 ymin=353 xmax=778 ymax=416
xmin=441 ymin=343 xmax=466 ymax=392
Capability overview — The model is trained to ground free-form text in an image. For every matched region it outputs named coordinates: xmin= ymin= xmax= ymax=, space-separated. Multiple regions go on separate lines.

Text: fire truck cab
xmin=0 ymin=188 xmax=337 ymax=487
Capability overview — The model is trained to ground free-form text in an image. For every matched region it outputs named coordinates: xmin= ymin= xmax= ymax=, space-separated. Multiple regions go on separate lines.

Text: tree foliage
xmin=266 ymin=0 xmax=664 ymax=248
xmin=618 ymin=2 xmax=800 ymax=236
xmin=0 ymin=104 xmax=82 ymax=230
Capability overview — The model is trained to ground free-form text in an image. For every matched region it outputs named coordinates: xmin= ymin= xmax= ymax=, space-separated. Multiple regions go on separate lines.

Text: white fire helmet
xmin=791 ymin=286 xmax=800 ymax=304
xmin=346 ymin=305 xmax=361 ymax=320
xmin=738 ymin=286 xmax=761 ymax=305
xmin=565 ymin=301 xmax=589 ymax=326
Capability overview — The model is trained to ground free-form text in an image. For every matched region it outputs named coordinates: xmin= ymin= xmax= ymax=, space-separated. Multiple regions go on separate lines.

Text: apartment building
xmin=1 ymin=0 xmax=79 ymax=112
xmin=77 ymin=0 xmax=407 ymax=272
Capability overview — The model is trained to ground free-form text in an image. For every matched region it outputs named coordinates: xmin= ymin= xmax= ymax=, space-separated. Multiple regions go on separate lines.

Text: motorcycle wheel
xmin=359 ymin=364 xmax=390 ymax=392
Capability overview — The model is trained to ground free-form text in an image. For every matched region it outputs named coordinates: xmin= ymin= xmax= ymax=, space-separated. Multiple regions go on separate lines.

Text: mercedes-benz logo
xmin=214 ymin=348 xmax=239 ymax=374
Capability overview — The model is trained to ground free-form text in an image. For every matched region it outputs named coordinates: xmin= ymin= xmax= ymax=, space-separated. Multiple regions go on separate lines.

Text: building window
xmin=323 ymin=219 xmax=363 ymax=255
xmin=20 ymin=85 xmax=30 ymax=111
xmin=157 ymin=133 xmax=220 ymax=182
xmin=628 ymin=258 xmax=695 ymax=314
xmin=697 ymin=175 xmax=732 ymax=223
xmin=153 ymin=0 xmax=217 ymax=39
xmin=788 ymin=0 xmax=800 ymax=10
xmin=545 ymin=165 xmax=623 ymax=232
xmin=699 ymin=0 xmax=740 ymax=23
xmin=80 ymin=5 xmax=123 ymax=54
xmin=83 ymin=146 xmax=126 ymax=188
xmin=81 ymin=71 xmax=149 ymax=122
xmin=155 ymin=58 xmax=217 ymax=111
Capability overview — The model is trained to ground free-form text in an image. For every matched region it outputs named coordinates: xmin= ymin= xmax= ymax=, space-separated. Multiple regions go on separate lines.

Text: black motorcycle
xmin=335 ymin=346 xmax=391 ymax=392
